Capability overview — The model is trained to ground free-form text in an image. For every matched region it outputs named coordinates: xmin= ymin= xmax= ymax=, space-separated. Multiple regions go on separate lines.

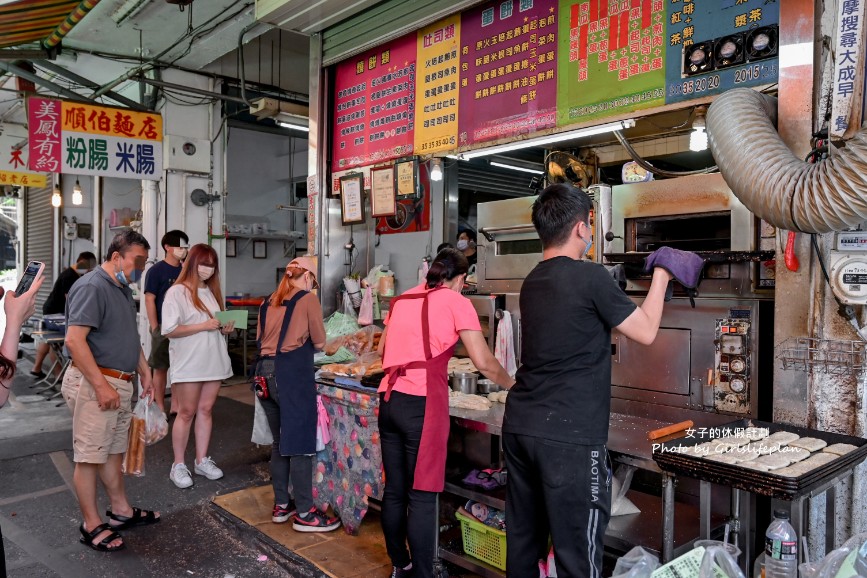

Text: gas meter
xmin=829 ymin=229 xmax=867 ymax=304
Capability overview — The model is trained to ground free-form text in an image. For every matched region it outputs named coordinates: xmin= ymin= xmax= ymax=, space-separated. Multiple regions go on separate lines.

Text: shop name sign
xmin=830 ymin=0 xmax=866 ymax=140
xmin=27 ymin=97 xmax=163 ymax=180
xmin=0 ymin=131 xmax=48 ymax=187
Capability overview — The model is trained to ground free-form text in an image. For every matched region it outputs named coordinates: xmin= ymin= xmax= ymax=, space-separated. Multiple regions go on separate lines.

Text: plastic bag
xmin=323 ymin=295 xmax=360 ymax=340
xmin=611 ymin=546 xmax=660 ymax=578
xmin=134 ymin=396 xmax=168 ymax=446
xmin=251 ymin=397 xmax=273 ymax=446
xmin=343 ymin=326 xmax=381 ymax=356
xmin=363 ymin=265 xmax=384 ymax=292
xmin=344 ymin=276 xmax=362 ymax=307
xmin=698 ymin=546 xmax=745 ymax=578
xmin=358 ymin=286 xmax=374 ymax=326
xmin=800 ymin=532 xmax=867 ymax=578
xmin=315 ymin=395 xmax=330 ymax=451
xmin=122 ymin=414 xmax=146 ymax=477
xmin=314 ymin=346 xmax=356 ymax=366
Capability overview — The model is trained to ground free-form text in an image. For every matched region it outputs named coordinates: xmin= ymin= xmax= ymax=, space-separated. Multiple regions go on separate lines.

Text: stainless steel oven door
xmin=478 ymin=196 xmax=541 ymax=294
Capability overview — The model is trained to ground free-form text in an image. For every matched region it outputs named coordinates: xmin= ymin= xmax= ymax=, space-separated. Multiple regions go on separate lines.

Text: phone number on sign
xmin=668 ymin=74 xmax=721 ymax=97
xmin=418 ymin=136 xmax=456 ymax=152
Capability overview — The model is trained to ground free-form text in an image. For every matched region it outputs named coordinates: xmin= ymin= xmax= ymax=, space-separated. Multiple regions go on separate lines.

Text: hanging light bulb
xmin=51 ymin=187 xmax=62 ymax=208
xmin=430 ymin=158 xmax=443 ymax=181
xmin=690 ymin=107 xmax=709 ymax=152
xmin=72 ymin=179 xmax=83 ymax=205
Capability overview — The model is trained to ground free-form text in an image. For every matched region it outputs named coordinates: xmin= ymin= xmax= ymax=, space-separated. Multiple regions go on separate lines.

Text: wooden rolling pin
xmin=647 ymin=420 xmax=694 ymax=440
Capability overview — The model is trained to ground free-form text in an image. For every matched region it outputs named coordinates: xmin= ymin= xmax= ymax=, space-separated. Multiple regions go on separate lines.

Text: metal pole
xmin=0 ymin=61 xmax=99 ymax=104
xmin=35 ymin=60 xmax=147 ymax=111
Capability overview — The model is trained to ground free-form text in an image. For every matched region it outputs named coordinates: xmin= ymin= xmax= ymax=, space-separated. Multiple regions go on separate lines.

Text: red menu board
xmin=458 ymin=0 xmax=559 ymax=147
xmin=332 ymin=35 xmax=417 ymax=170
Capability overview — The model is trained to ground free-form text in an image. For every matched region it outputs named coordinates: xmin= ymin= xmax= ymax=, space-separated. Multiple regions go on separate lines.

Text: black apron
xmin=258 ymin=291 xmax=316 ymax=456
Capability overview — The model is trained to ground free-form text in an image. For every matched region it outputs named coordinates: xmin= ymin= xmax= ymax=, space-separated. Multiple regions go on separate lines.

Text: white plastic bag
xmin=251 ymin=398 xmax=273 ymax=446
xmin=358 ymin=286 xmax=374 ymax=326
xmin=611 ymin=546 xmax=660 ymax=578
xmin=799 ymin=532 xmax=867 ymax=578
xmin=344 ymin=276 xmax=362 ymax=307
xmin=698 ymin=546 xmax=745 ymax=578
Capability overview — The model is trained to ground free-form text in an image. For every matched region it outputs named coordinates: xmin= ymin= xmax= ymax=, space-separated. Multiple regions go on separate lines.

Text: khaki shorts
xmin=61 ymin=366 xmax=134 ymax=464
xmin=148 ymin=325 xmax=170 ymax=370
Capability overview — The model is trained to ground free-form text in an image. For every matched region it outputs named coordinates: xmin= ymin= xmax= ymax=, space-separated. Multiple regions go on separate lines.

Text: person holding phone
xmin=0 ymin=264 xmax=44 ymax=574
xmin=62 ymin=231 xmax=158 ymax=552
xmin=161 ymin=243 xmax=233 ymax=489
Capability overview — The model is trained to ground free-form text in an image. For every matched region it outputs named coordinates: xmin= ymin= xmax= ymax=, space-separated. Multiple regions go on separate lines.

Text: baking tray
xmin=652 ymin=419 xmax=867 ymax=500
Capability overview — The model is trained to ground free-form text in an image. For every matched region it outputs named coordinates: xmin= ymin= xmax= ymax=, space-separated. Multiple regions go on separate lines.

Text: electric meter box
xmin=163 ymin=135 xmax=210 ymax=173
xmin=829 ymin=230 xmax=867 ymax=304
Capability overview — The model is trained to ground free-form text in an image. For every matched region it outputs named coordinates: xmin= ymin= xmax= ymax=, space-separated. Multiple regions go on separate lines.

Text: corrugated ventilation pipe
xmin=706 ymin=88 xmax=867 ymax=234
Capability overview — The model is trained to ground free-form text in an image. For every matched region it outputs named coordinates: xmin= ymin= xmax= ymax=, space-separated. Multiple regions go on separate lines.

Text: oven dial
xmin=729 ymin=378 xmax=746 ymax=393
xmin=730 ymin=358 xmax=746 ymax=373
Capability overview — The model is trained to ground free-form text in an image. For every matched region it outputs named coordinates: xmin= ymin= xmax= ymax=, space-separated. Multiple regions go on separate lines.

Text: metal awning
xmin=0 ymin=0 xmax=80 ymax=49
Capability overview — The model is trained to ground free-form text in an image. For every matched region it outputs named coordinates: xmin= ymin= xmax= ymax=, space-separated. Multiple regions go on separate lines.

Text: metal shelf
xmin=444 ymin=479 xmax=506 ymax=511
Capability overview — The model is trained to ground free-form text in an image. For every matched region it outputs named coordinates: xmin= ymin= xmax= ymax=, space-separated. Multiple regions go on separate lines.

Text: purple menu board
xmin=458 ymin=0 xmax=559 ymax=147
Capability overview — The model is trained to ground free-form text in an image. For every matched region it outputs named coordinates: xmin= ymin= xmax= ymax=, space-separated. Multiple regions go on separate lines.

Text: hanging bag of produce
xmin=358 ymin=286 xmax=374 ymax=326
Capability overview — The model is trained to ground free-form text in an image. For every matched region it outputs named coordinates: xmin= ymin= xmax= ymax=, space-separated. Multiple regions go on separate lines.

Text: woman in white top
xmin=161 ymin=243 xmax=234 ymax=489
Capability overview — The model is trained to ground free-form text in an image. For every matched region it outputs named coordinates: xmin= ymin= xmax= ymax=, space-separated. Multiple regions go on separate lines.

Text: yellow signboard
xmin=0 ymin=170 xmax=47 ymax=187
xmin=60 ymin=101 xmax=163 ymax=141
xmin=414 ymin=14 xmax=461 ymax=155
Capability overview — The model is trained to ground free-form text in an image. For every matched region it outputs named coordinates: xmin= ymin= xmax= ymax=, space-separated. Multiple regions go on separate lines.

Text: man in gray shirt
xmin=62 ymin=230 xmax=160 ymax=552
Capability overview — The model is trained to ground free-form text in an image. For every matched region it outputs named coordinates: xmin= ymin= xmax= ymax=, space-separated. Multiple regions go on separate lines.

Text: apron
xmin=258 ymin=291 xmax=317 ymax=456
xmin=382 ymin=287 xmax=455 ymax=492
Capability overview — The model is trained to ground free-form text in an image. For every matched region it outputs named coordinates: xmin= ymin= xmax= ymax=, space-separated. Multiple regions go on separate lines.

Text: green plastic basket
xmin=455 ymin=510 xmax=507 ymax=571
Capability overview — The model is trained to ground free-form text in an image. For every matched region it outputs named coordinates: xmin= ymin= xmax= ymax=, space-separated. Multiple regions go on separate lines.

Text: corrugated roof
xmin=0 ymin=0 xmax=80 ymax=49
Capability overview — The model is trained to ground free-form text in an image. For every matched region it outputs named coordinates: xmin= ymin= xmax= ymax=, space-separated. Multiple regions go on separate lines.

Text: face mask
xmin=130 ymin=268 xmax=144 ymax=284
xmin=197 ymin=265 xmax=215 ymax=281
xmin=456 ymin=239 xmax=469 ymax=251
xmin=114 ymin=259 xmax=129 ymax=286
xmin=173 ymin=247 xmax=188 ymax=260
xmin=582 ymin=224 xmax=593 ymax=258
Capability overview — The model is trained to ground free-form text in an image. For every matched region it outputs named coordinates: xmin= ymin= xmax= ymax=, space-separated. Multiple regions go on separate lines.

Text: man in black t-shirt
xmin=30 ymin=251 xmax=97 ymax=378
xmin=503 ymin=184 xmax=674 ymax=578
xmin=144 ymin=229 xmax=188 ymax=412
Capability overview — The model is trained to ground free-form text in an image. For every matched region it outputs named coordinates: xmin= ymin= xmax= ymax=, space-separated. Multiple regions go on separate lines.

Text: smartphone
xmin=15 ymin=261 xmax=44 ymax=295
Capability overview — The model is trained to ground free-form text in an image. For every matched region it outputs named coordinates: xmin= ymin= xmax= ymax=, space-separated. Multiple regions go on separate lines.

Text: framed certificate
xmin=395 ymin=157 xmax=419 ymax=199
xmin=370 ymin=166 xmax=396 ymax=217
xmin=339 ymin=173 xmax=365 ymax=226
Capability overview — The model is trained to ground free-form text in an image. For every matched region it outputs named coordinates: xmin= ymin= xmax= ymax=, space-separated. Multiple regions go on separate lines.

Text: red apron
xmin=383 ymin=287 xmax=455 ymax=493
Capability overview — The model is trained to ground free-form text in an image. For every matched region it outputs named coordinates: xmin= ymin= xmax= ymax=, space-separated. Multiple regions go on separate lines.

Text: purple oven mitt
xmin=644 ymin=246 xmax=705 ymax=307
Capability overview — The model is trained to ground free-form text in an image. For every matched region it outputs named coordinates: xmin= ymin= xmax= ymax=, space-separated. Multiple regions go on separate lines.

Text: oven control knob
xmin=729 ymin=378 xmax=746 ymax=393
xmin=730 ymin=358 xmax=746 ymax=373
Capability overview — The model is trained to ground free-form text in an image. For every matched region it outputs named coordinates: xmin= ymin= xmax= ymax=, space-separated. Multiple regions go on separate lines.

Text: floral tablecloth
xmin=313 ymin=382 xmax=384 ymax=535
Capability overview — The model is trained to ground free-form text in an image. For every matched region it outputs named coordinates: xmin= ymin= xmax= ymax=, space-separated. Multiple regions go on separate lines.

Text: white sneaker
xmin=169 ymin=463 xmax=194 ymax=489
xmin=194 ymin=456 xmax=224 ymax=480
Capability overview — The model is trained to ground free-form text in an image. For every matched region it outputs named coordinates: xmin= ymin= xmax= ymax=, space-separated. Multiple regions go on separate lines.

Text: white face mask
xmin=173 ymin=247 xmax=188 ymax=260
xmin=456 ymin=239 xmax=469 ymax=251
xmin=197 ymin=265 xmax=215 ymax=281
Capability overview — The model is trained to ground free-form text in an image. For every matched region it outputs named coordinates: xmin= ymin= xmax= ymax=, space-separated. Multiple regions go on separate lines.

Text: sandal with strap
xmin=106 ymin=507 xmax=161 ymax=530
xmin=79 ymin=523 xmax=125 ymax=552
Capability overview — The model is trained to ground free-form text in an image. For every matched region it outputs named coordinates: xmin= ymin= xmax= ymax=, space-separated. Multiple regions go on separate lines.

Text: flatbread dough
xmin=714 ymin=435 xmax=751 ymax=449
xmin=706 ymin=453 xmax=741 ymax=464
xmin=740 ymin=460 xmax=771 ymax=472
xmin=756 ymin=453 xmax=792 ymax=470
xmin=789 ymin=452 xmax=837 ymax=474
xmin=778 ymin=446 xmax=811 ymax=463
xmin=766 ymin=431 xmax=801 ymax=445
xmin=787 ymin=437 xmax=827 ymax=452
xmin=742 ymin=441 xmax=780 ymax=456
xmin=823 ymin=443 xmax=858 ymax=456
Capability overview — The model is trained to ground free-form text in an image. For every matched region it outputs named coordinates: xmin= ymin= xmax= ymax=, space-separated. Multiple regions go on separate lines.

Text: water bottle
xmin=764 ymin=509 xmax=798 ymax=578
xmin=752 ymin=552 xmax=765 ymax=578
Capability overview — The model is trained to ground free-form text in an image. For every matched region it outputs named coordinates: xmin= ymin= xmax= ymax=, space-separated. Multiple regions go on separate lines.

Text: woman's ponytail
xmin=425 ymin=248 xmax=469 ymax=289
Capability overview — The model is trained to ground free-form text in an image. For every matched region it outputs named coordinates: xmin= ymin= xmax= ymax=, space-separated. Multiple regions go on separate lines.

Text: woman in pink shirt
xmin=377 ymin=248 xmax=514 ymax=578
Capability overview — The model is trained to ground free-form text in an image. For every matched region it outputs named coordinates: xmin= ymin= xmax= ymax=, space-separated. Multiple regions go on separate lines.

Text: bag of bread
xmin=122 ymin=413 xmax=146 ymax=477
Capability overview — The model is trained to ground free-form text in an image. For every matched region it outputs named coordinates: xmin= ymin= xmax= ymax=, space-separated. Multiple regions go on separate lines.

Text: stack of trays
xmin=652 ymin=419 xmax=867 ymax=499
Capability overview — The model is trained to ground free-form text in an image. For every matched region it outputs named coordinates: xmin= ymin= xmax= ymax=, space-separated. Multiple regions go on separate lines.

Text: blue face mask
xmin=114 ymin=267 xmax=130 ymax=286
xmin=582 ymin=224 xmax=593 ymax=258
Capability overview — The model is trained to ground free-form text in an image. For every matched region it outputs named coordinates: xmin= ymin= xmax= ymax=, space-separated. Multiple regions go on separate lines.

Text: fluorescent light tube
xmin=459 ymin=119 xmax=636 ymax=160
xmin=489 ymin=161 xmax=544 ymax=175
xmin=277 ymin=121 xmax=310 ymax=132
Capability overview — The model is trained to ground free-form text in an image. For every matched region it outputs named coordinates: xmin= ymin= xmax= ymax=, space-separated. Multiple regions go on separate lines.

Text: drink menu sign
xmin=28 ymin=97 xmax=163 ymax=179
xmin=458 ymin=0 xmax=559 ymax=147
xmin=332 ymin=35 xmax=417 ymax=170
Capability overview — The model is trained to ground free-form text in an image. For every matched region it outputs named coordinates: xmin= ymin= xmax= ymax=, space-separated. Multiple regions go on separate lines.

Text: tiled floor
xmin=214 ymin=484 xmax=392 ymax=578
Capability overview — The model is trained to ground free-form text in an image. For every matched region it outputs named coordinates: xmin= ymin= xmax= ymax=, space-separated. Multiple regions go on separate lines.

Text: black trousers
xmin=378 ymin=391 xmax=438 ymax=578
xmin=504 ymin=433 xmax=612 ymax=578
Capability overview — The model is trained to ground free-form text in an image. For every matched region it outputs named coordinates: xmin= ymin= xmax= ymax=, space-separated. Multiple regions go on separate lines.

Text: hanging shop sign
xmin=414 ymin=14 xmax=461 ymax=155
xmin=830 ymin=0 xmax=866 ymax=140
xmin=0 ymin=132 xmax=48 ymax=187
xmin=458 ymin=0 xmax=559 ymax=146
xmin=27 ymin=97 xmax=163 ymax=180
xmin=332 ymin=35 xmax=417 ymax=170
xmin=330 ymin=0 xmax=780 ymax=163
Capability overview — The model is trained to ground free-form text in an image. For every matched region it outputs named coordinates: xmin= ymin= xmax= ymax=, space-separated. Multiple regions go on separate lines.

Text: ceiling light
xmin=429 ymin=158 xmax=443 ymax=181
xmin=72 ymin=179 xmax=83 ymax=205
xmin=277 ymin=121 xmax=310 ymax=132
xmin=458 ymin=119 xmax=636 ymax=160
xmin=489 ymin=161 xmax=544 ymax=175
xmin=51 ymin=188 xmax=62 ymax=208
xmin=690 ymin=107 xmax=708 ymax=152
xmin=111 ymin=0 xmax=154 ymax=26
